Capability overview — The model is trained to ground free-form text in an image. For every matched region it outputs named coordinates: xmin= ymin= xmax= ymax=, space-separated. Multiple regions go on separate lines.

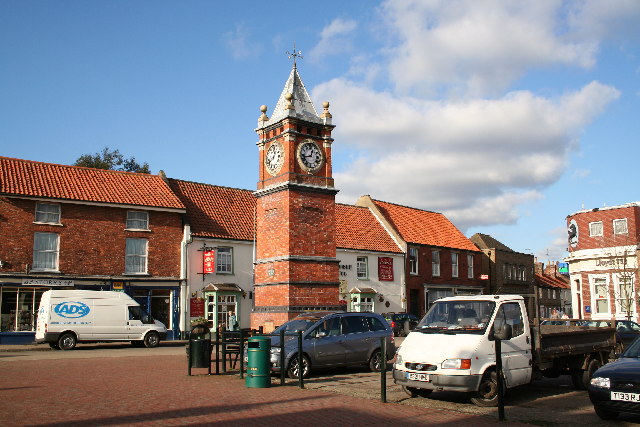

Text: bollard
xmin=214 ymin=330 xmax=220 ymax=375
xmin=298 ymin=330 xmax=304 ymax=389
xmin=496 ymin=338 xmax=505 ymax=421
xmin=239 ymin=329 xmax=245 ymax=379
xmin=280 ymin=329 xmax=286 ymax=385
xmin=380 ymin=336 xmax=387 ymax=403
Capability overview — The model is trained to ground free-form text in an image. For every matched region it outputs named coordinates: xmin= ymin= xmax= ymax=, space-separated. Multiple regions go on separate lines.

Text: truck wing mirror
xmin=493 ymin=323 xmax=513 ymax=341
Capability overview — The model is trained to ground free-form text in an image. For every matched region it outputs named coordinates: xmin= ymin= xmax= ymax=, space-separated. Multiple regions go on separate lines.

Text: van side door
xmin=126 ymin=305 xmax=150 ymax=339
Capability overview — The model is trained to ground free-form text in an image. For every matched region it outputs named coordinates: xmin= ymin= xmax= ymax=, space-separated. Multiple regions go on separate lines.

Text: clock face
xmin=297 ymin=140 xmax=323 ymax=172
xmin=265 ymin=142 xmax=284 ymax=175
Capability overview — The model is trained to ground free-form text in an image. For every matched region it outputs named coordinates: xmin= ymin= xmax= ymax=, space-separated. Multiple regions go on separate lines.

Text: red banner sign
xmin=203 ymin=250 xmax=215 ymax=274
xmin=480 ymin=274 xmax=489 ymax=280
xmin=378 ymin=257 xmax=394 ymax=281
xmin=190 ymin=297 xmax=205 ymax=318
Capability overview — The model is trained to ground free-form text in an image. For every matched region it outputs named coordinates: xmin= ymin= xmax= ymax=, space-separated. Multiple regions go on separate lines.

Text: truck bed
xmin=532 ymin=324 xmax=615 ymax=362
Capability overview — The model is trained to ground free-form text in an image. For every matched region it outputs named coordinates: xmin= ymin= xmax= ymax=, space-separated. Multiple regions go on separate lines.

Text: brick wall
xmin=0 ymin=197 xmax=182 ymax=277
xmin=567 ymin=205 xmax=640 ymax=251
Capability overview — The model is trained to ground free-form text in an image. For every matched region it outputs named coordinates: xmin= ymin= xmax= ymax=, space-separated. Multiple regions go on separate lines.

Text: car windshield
xmin=417 ymin=300 xmax=495 ymax=334
xmin=621 ymin=337 xmax=640 ymax=358
xmin=273 ymin=318 xmax=320 ymax=335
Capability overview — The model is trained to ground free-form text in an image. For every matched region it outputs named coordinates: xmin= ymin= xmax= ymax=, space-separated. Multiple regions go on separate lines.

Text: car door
xmin=310 ymin=317 xmax=346 ymax=366
xmin=494 ymin=301 xmax=532 ymax=388
xmin=341 ymin=315 xmax=372 ymax=364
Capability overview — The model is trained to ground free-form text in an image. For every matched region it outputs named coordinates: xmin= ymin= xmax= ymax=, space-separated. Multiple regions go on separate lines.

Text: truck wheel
xmin=470 ymin=370 xmax=499 ymax=407
xmin=287 ymin=354 xmax=310 ymax=379
xmin=58 ymin=333 xmax=77 ymax=350
xmin=402 ymin=386 xmax=432 ymax=398
xmin=582 ymin=359 xmax=601 ymax=389
xmin=143 ymin=331 xmax=160 ymax=348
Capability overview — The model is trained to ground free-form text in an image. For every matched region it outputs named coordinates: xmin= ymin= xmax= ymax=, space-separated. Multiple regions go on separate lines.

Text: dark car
xmin=588 ymin=336 xmax=640 ymax=419
xmin=581 ymin=319 xmax=640 ymax=353
xmin=383 ymin=313 xmax=419 ymax=337
xmin=268 ymin=311 xmax=396 ymax=378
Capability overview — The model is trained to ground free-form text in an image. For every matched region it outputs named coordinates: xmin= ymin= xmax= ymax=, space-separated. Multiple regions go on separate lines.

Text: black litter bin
xmin=187 ymin=323 xmax=212 ymax=375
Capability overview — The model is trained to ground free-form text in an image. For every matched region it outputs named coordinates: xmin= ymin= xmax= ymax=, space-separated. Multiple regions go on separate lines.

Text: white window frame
xmin=125 ymin=238 xmax=148 ymax=274
xmin=216 ymin=247 xmax=233 ymax=274
xmin=409 ymin=248 xmax=418 ymax=275
xmin=126 ymin=211 xmax=149 ymax=230
xmin=589 ymin=221 xmax=603 ymax=237
xmin=33 ymin=232 xmax=60 ymax=271
xmin=451 ymin=252 xmax=458 ymax=278
xmin=613 ymin=218 xmax=628 ymax=235
xmin=356 ymin=256 xmax=368 ymax=280
xmin=34 ymin=203 xmax=61 ymax=224
xmin=432 ymin=250 xmax=440 ymax=277
xmin=352 ymin=295 xmax=374 ymax=312
xmin=590 ymin=274 xmax=610 ymax=316
xmin=467 ymin=254 xmax=474 ymax=279
xmin=615 ymin=276 xmax=635 ymax=316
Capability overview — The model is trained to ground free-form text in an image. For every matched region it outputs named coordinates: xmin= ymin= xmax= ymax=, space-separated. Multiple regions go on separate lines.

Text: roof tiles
xmin=0 ymin=156 xmax=185 ymax=209
xmin=336 ymin=204 xmax=402 ymax=253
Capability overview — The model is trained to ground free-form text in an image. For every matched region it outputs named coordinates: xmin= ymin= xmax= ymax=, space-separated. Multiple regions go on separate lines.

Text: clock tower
xmin=252 ymin=62 xmax=342 ymax=329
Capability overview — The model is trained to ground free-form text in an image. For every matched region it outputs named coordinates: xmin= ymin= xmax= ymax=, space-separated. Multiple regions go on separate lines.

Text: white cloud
xmin=223 ymin=23 xmax=261 ymax=60
xmin=308 ymin=18 xmax=358 ymax=63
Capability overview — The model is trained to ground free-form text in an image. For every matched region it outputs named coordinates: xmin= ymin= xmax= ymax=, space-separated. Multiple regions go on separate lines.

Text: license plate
xmin=406 ymin=372 xmax=430 ymax=382
xmin=611 ymin=392 xmax=640 ymax=402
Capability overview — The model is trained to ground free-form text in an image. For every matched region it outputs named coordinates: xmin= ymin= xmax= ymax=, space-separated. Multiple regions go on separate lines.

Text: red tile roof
xmin=535 ymin=273 xmax=570 ymax=289
xmin=335 ymin=204 xmax=402 ymax=253
xmin=168 ymin=179 xmax=256 ymax=241
xmin=372 ymin=199 xmax=480 ymax=252
xmin=0 ymin=156 xmax=185 ymax=210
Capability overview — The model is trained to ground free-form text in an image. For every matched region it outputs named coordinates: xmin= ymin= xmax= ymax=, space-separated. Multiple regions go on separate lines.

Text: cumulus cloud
xmin=308 ymin=18 xmax=358 ymax=63
xmin=223 ymin=23 xmax=261 ymax=60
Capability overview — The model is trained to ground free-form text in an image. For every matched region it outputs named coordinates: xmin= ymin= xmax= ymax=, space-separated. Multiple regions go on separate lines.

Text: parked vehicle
xmin=580 ymin=319 xmax=640 ymax=353
xmin=269 ymin=311 xmax=395 ymax=378
xmin=383 ymin=313 xmax=420 ymax=337
xmin=589 ymin=336 xmax=640 ymax=419
xmin=393 ymin=295 xmax=615 ymax=406
xmin=35 ymin=290 xmax=167 ymax=350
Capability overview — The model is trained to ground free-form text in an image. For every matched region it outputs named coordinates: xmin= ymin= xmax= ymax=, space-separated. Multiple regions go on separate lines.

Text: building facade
xmin=0 ymin=157 xmax=186 ymax=343
xmin=565 ymin=202 xmax=639 ymax=321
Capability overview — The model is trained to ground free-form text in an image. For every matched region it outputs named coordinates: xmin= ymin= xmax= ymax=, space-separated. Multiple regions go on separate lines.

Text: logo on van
xmin=54 ymin=301 xmax=90 ymax=318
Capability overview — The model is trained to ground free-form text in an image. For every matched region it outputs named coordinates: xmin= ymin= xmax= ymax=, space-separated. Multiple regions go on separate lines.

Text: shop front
xmin=202 ymin=283 xmax=243 ymax=332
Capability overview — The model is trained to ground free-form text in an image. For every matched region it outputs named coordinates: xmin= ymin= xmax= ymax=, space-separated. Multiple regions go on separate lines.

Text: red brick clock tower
xmin=251 ymin=62 xmax=342 ymax=329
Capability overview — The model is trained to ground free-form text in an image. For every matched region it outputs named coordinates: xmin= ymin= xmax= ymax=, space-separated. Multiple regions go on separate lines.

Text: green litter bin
xmin=246 ymin=336 xmax=271 ymax=388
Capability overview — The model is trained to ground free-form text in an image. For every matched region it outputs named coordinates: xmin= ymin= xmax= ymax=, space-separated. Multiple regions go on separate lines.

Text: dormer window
xmin=35 ymin=203 xmax=61 ymax=224
xmin=126 ymin=211 xmax=149 ymax=230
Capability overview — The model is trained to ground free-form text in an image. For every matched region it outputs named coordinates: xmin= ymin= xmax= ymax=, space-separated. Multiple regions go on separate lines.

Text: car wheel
xmin=402 ymin=386 xmax=432 ymax=398
xmin=594 ymin=405 xmax=619 ymax=420
xmin=48 ymin=342 xmax=61 ymax=350
xmin=58 ymin=333 xmax=77 ymax=351
xmin=470 ymin=370 xmax=500 ymax=407
xmin=143 ymin=331 xmax=160 ymax=348
xmin=369 ymin=349 xmax=384 ymax=372
xmin=287 ymin=354 xmax=310 ymax=379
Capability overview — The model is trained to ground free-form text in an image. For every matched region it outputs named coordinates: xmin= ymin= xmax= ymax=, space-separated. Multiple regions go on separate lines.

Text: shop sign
xmin=378 ymin=257 xmax=394 ymax=281
xmin=480 ymin=274 xmax=489 ymax=280
xmin=22 ymin=278 xmax=74 ymax=287
xmin=112 ymin=281 xmax=124 ymax=291
xmin=203 ymin=249 xmax=215 ymax=274
xmin=584 ymin=305 xmax=591 ymax=314
xmin=190 ymin=297 xmax=205 ymax=317
xmin=339 ymin=264 xmax=352 ymax=277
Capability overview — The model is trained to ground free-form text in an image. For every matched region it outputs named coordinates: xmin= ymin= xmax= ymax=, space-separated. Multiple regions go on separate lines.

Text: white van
xmin=35 ymin=290 xmax=167 ymax=350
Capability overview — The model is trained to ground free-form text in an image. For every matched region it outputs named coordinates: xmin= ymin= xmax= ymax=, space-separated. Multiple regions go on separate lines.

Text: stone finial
xmin=320 ymin=101 xmax=332 ymax=119
xmin=285 ymin=93 xmax=295 ymax=110
xmin=258 ymin=105 xmax=269 ymax=122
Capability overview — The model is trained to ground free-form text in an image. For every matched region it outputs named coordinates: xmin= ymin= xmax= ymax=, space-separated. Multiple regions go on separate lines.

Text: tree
xmin=600 ymin=233 xmax=639 ymax=321
xmin=73 ymin=147 xmax=151 ymax=173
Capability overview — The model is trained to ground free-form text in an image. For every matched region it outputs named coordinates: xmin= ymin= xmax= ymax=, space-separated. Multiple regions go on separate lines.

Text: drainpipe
xmin=180 ymin=224 xmax=192 ymax=339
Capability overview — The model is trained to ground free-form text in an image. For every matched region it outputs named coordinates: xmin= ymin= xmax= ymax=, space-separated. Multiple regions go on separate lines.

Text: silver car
xmin=270 ymin=311 xmax=396 ymax=378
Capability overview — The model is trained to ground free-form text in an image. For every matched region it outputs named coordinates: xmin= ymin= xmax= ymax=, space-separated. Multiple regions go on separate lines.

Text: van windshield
xmin=417 ymin=300 xmax=495 ymax=334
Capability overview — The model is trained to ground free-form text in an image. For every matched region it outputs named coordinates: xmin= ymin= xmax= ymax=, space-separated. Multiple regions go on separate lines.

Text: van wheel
xmin=369 ymin=349 xmax=384 ymax=372
xmin=402 ymin=386 xmax=432 ymax=398
xmin=143 ymin=331 xmax=160 ymax=348
xmin=470 ymin=370 xmax=500 ymax=407
xmin=48 ymin=342 xmax=60 ymax=350
xmin=287 ymin=354 xmax=310 ymax=379
xmin=58 ymin=333 xmax=77 ymax=350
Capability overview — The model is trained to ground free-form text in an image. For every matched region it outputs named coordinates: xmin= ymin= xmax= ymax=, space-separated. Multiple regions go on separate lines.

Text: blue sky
xmin=2 ymin=1 xmax=639 ymax=262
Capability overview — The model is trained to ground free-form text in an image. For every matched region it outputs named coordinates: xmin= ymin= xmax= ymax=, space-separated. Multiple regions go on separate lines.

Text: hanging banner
xmin=378 ymin=257 xmax=394 ymax=281
xmin=203 ymin=249 xmax=215 ymax=274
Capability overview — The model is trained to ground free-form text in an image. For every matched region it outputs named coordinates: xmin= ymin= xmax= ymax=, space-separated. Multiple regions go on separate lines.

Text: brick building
xmin=534 ymin=261 xmax=571 ymax=318
xmin=0 ymin=157 xmax=186 ymax=343
xmin=357 ymin=196 xmax=483 ymax=317
xmin=565 ymin=202 xmax=640 ymax=321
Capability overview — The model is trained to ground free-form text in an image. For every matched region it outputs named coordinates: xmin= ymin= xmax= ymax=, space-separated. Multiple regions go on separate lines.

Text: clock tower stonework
xmin=252 ymin=64 xmax=342 ymax=329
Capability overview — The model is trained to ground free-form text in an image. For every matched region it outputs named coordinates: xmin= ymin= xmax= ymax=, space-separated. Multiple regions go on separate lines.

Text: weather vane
xmin=286 ymin=42 xmax=303 ymax=68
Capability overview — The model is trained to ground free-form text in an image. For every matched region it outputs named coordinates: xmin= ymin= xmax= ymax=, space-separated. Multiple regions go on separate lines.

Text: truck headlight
xmin=442 ymin=358 xmax=471 ymax=369
xmin=590 ymin=377 xmax=610 ymax=389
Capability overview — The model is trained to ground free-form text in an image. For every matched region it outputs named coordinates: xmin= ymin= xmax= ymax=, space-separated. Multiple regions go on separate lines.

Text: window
xmin=451 ymin=253 xmax=458 ymax=278
xmin=125 ymin=238 xmax=148 ymax=274
xmin=216 ymin=294 xmax=237 ymax=329
xmin=356 ymin=256 xmax=368 ymax=279
xmin=589 ymin=221 xmax=603 ymax=237
xmin=494 ymin=302 xmax=524 ymax=337
xmin=467 ymin=254 xmax=474 ymax=278
xmin=33 ymin=233 xmax=59 ymax=271
xmin=126 ymin=211 xmax=149 ymax=230
xmin=613 ymin=218 xmax=628 ymax=235
xmin=616 ymin=277 xmax=635 ymax=315
xmin=351 ymin=296 xmax=373 ymax=313
xmin=342 ymin=315 xmax=370 ymax=333
xmin=432 ymin=250 xmax=440 ymax=277
xmin=35 ymin=203 xmax=60 ymax=224
xmin=409 ymin=248 xmax=418 ymax=274
xmin=216 ymin=247 xmax=233 ymax=274
xmin=592 ymin=276 xmax=609 ymax=314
